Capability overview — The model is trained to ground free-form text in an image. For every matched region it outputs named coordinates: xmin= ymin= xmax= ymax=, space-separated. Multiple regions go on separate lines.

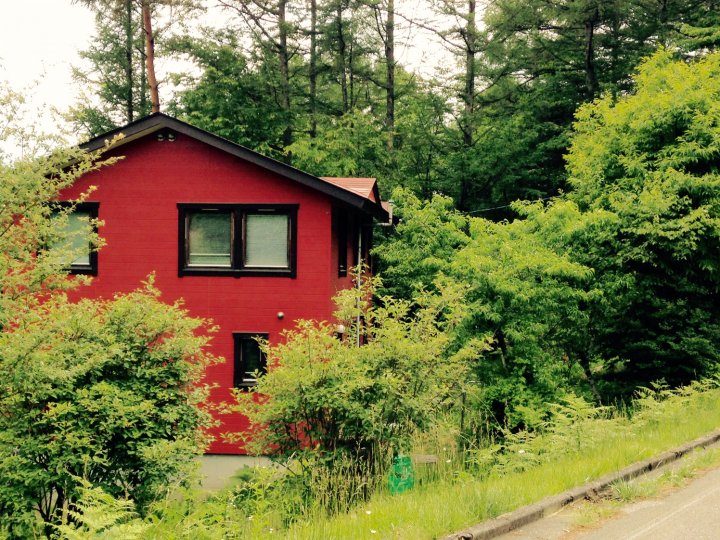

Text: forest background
xmin=57 ymin=0 xmax=720 ymax=400
xmin=57 ymin=0 xmax=719 ymax=214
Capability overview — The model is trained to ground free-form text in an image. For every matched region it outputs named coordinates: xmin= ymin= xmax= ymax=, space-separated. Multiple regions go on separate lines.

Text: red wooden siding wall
xmin=60 ymin=132 xmax=351 ymax=454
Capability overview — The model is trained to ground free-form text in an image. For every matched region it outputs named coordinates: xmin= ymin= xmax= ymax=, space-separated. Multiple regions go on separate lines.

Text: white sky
xmin=0 ymin=0 xmax=450 ymax=155
xmin=0 ymin=1 xmax=94 ymax=118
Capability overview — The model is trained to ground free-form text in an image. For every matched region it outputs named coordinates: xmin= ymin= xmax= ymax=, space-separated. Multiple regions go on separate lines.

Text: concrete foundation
xmin=199 ymin=455 xmax=273 ymax=491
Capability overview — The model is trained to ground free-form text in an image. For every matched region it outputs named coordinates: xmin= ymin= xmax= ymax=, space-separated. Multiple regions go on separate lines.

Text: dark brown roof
xmin=81 ymin=113 xmax=388 ymax=220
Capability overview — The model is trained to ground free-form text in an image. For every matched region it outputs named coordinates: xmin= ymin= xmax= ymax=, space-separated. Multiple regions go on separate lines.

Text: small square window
xmin=52 ymin=202 xmax=99 ymax=275
xmin=178 ymin=204 xmax=297 ymax=277
xmin=233 ymin=333 xmax=268 ymax=388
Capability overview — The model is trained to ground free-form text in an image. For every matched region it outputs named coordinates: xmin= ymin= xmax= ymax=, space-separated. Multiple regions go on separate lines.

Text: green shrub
xmin=0 ymin=282 xmax=218 ymax=536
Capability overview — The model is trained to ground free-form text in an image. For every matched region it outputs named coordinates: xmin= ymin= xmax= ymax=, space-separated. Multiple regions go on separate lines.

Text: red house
xmin=59 ymin=113 xmax=387 ymax=454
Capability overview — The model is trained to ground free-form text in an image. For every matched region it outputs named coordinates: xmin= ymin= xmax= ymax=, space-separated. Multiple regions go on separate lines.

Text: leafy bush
xmin=0 ymin=103 xmax=218 ymax=535
xmin=230 ymin=275 xmax=468 ymax=510
xmin=0 ymin=282 xmax=218 ymax=536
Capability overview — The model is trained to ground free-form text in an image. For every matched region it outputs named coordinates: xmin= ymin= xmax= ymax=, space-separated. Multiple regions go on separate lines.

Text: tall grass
xmin=59 ymin=380 xmax=720 ymax=540
xmin=282 ymin=380 xmax=720 ymax=539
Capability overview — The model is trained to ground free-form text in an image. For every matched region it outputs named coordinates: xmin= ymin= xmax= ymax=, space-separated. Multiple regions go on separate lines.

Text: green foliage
xmin=69 ymin=5 xmax=149 ymax=136
xmin=375 ymin=191 xmax=596 ymax=434
xmin=380 ymin=49 xmax=720 ymax=408
xmin=168 ymin=30 xmax=289 ymax=159
xmin=447 ymin=200 xmax=595 ymax=433
xmin=0 ymin=94 xmax=116 ymax=324
xmin=232 ymin=275 xmax=466 ymax=472
xmin=373 ymin=188 xmax=469 ymax=299
xmin=288 ymin=109 xmax=389 ymax=177
xmin=55 ymin=483 xmax=149 ymax=540
xmin=70 ymin=0 xmax=201 ymax=136
xmin=566 ymin=50 xmax=720 ymax=393
xmin=0 ymin=283 xmax=217 ymax=535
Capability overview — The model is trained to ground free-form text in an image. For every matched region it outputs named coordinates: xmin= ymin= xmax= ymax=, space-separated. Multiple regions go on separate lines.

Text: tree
xmin=70 ymin=2 xmax=149 ymax=134
xmin=168 ymin=30 xmax=288 ymax=158
xmin=374 ymin=190 xmax=595 ymax=434
xmin=565 ymin=49 xmax=720 ymax=395
xmin=233 ymin=276 xmax=466 ymax=472
xmin=675 ymin=0 xmax=720 ymax=52
xmin=365 ymin=0 xmax=396 ymax=150
xmin=71 ymin=0 xmax=198 ymax=135
xmin=372 ymin=188 xmax=470 ymax=300
xmin=457 ymin=0 xmax=720 ymax=214
xmin=219 ymin=0 xmax=299 ymax=162
xmin=288 ymin=108 xmax=388 ymax=176
xmin=418 ymin=0 xmax=485 ymax=209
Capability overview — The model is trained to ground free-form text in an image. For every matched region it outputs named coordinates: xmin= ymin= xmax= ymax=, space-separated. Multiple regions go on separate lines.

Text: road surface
xmin=495 ymin=461 xmax=720 ymax=540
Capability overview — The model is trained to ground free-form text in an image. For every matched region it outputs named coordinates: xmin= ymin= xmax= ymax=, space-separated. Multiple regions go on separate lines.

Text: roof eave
xmin=79 ymin=113 xmax=385 ymax=218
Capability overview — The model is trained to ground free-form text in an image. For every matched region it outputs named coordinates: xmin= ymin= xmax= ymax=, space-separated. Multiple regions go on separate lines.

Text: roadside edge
xmin=441 ymin=429 xmax=720 ymax=540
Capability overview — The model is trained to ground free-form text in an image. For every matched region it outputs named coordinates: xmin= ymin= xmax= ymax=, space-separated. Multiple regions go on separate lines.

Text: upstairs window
xmin=245 ymin=213 xmax=290 ymax=268
xmin=178 ymin=204 xmax=297 ymax=277
xmin=53 ymin=202 xmax=99 ymax=275
xmin=187 ymin=211 xmax=233 ymax=267
xmin=233 ymin=333 xmax=268 ymax=389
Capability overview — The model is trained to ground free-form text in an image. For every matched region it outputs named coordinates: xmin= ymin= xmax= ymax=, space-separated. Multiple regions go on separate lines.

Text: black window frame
xmin=233 ymin=332 xmax=268 ymax=389
xmin=178 ymin=203 xmax=298 ymax=278
xmin=53 ymin=201 xmax=99 ymax=276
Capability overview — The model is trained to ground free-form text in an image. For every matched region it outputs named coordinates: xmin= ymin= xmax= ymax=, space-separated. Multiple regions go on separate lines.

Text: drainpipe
xmin=356 ymin=222 xmax=363 ymax=347
xmin=355 ymin=202 xmax=393 ymax=347
xmin=377 ymin=200 xmax=394 ymax=227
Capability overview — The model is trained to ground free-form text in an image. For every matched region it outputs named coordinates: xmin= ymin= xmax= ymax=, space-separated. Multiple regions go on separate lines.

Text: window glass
xmin=240 ymin=339 xmax=263 ymax=381
xmin=188 ymin=212 xmax=232 ymax=267
xmin=52 ymin=207 xmax=94 ymax=269
xmin=245 ymin=213 xmax=289 ymax=268
xmin=178 ymin=205 xmax=296 ymax=276
xmin=65 ymin=210 xmax=92 ymax=266
xmin=234 ymin=333 xmax=268 ymax=388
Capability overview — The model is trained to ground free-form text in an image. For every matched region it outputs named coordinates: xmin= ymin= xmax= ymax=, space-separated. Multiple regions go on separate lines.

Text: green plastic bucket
xmin=388 ymin=455 xmax=414 ymax=494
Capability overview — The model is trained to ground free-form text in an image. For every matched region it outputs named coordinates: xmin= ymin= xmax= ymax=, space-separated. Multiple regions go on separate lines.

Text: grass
xmin=279 ymin=383 xmax=720 ymax=539
xmin=57 ymin=382 xmax=720 ymax=539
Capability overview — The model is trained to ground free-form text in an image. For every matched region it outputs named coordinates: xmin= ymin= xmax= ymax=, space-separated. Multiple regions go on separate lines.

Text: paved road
xmin=496 ymin=463 xmax=720 ymax=540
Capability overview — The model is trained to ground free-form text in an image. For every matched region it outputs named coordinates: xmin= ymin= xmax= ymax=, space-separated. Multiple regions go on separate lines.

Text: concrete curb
xmin=441 ymin=429 xmax=720 ymax=540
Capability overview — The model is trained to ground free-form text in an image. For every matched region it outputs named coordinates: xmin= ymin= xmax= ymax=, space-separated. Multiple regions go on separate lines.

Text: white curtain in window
xmin=245 ymin=214 xmax=289 ymax=268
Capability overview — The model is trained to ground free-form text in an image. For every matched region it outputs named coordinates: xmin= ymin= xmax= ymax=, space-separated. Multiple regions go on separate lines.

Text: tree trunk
xmin=142 ymin=0 xmax=160 ymax=113
xmin=337 ymin=2 xmax=349 ymax=113
xmin=385 ymin=0 xmax=395 ymax=150
xmin=310 ymin=0 xmax=318 ymax=137
xmin=278 ymin=0 xmax=293 ymax=162
xmin=349 ymin=30 xmax=355 ymax=107
xmin=140 ymin=51 xmax=147 ymax=114
xmin=125 ymin=0 xmax=134 ymax=122
xmin=463 ymin=0 xmax=476 ymax=145
xmin=459 ymin=0 xmax=477 ymax=210
xmin=584 ymin=16 xmax=598 ymax=98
